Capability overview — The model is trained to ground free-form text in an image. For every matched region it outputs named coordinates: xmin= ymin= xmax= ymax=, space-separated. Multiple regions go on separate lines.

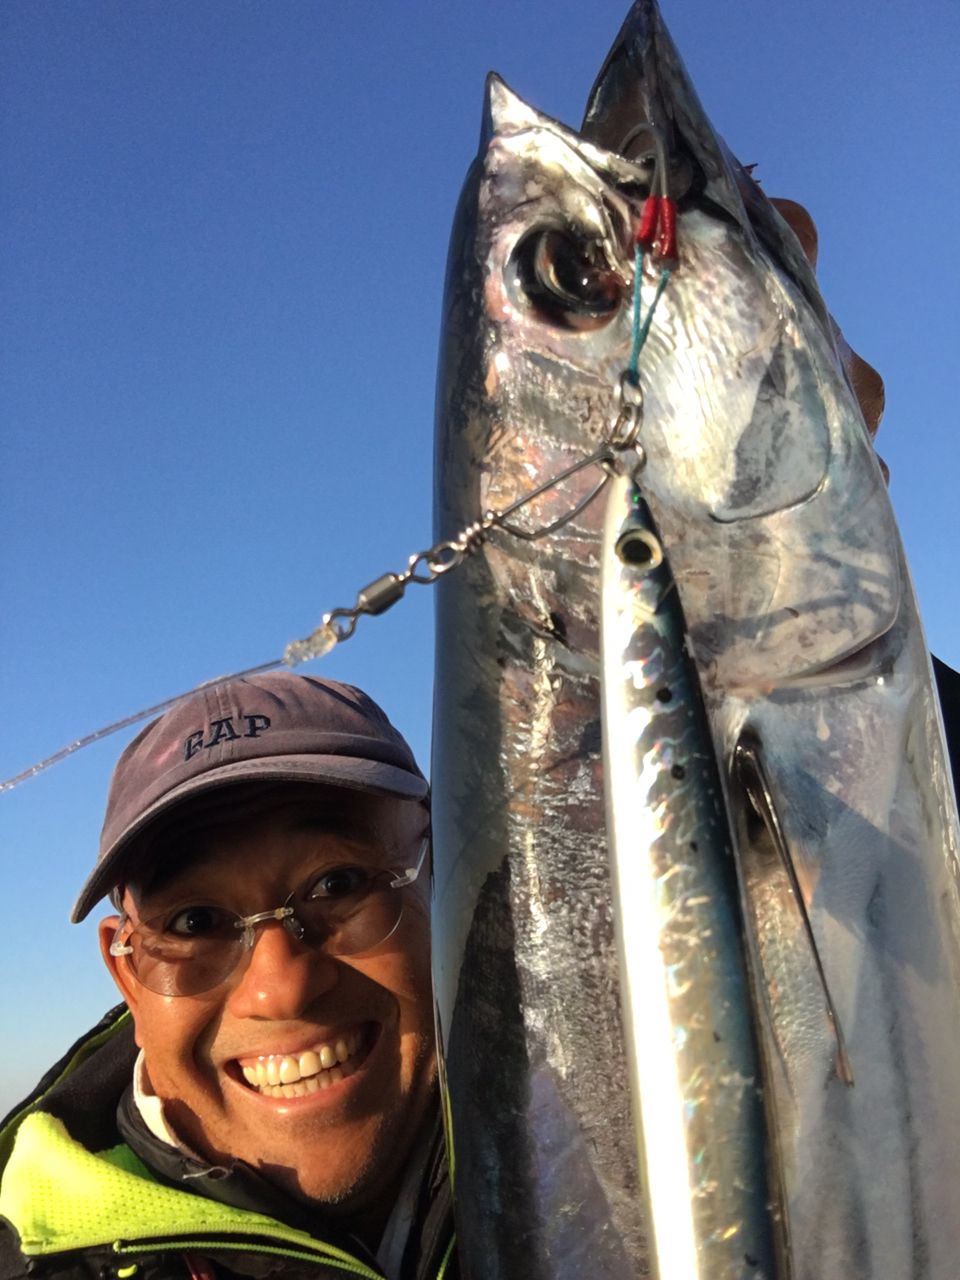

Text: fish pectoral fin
xmin=733 ymin=731 xmax=855 ymax=1088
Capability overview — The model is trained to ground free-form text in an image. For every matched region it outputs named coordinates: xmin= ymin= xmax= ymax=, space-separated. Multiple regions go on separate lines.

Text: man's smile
xmin=232 ymin=1024 xmax=376 ymax=1098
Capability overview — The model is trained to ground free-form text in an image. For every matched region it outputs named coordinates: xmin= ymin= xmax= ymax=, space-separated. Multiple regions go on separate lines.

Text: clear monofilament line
xmin=0 ymin=659 xmax=287 ymax=792
xmin=3 ymin=255 xmax=674 ymax=795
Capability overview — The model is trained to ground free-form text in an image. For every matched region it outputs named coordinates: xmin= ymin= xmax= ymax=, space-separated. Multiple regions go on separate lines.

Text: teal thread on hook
xmin=626 ymin=244 xmax=672 ymax=384
xmin=627 ymin=244 xmax=645 ymax=380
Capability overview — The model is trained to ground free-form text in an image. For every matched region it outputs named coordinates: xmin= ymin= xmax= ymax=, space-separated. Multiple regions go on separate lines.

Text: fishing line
xmin=2 ymin=220 xmax=676 ymax=794
xmin=626 ymin=123 xmax=676 ymax=382
xmin=627 ymin=247 xmax=672 ymax=382
xmin=0 ymin=661 xmax=288 ymax=792
xmin=628 ymin=246 xmax=646 ymax=376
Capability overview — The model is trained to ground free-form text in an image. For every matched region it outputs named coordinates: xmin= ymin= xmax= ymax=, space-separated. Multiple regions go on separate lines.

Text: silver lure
xmin=600 ymin=471 xmax=778 ymax=1278
xmin=432 ymin=1 xmax=960 ymax=1276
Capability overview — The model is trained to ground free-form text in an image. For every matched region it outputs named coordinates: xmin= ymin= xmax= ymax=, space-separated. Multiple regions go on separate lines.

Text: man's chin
xmin=162 ymin=1096 xmax=379 ymax=1208
xmin=255 ymin=1142 xmax=405 ymax=1247
xmin=217 ymin=1108 xmax=392 ymax=1217
xmin=257 ymin=1162 xmax=373 ymax=1208
xmin=258 ymin=1142 xmax=381 ymax=1212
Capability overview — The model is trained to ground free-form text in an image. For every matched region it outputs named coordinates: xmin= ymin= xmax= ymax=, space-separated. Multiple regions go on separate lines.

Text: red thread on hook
xmin=635 ymin=196 xmax=660 ymax=249
xmin=656 ymin=197 xmax=677 ymax=261
xmin=634 ymin=195 xmax=677 ymax=262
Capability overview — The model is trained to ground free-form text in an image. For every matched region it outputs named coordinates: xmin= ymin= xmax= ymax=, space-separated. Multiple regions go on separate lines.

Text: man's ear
xmin=98 ymin=913 xmax=143 ymax=1023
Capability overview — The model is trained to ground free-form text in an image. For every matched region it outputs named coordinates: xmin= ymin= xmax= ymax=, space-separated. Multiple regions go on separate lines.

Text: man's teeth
xmin=240 ymin=1030 xmax=362 ymax=1095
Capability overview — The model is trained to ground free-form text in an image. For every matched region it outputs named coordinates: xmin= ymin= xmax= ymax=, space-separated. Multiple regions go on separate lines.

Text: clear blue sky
xmin=2 ymin=0 xmax=958 ymax=1113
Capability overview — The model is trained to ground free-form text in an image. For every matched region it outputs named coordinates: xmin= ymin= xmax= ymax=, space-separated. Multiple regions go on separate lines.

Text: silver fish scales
xmin=431 ymin=1 xmax=960 ymax=1276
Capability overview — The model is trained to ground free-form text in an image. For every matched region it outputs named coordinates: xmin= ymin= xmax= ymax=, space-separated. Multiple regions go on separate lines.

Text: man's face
xmin=100 ymin=790 xmax=436 ymax=1219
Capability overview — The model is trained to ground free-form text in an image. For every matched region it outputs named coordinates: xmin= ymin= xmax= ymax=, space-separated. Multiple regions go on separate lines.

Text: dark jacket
xmin=934 ymin=656 xmax=960 ymax=801
xmin=0 ymin=1007 xmax=457 ymax=1280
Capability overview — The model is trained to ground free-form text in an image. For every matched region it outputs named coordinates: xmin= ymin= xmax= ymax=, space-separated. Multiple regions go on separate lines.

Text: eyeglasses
xmin=110 ymin=837 xmax=429 ymax=997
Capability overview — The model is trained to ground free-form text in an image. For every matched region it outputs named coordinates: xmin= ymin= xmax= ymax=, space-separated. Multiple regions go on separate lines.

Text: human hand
xmin=770 ymin=197 xmax=886 ymax=470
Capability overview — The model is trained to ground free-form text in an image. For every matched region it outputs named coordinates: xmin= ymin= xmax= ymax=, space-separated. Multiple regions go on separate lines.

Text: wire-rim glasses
xmin=110 ymin=836 xmax=429 ymax=997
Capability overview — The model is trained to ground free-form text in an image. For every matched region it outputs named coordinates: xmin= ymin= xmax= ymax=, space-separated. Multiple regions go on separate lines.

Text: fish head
xmin=582 ymin=0 xmax=828 ymax=332
xmin=436 ymin=1 xmax=900 ymax=693
xmin=436 ymin=74 xmax=649 ymax=542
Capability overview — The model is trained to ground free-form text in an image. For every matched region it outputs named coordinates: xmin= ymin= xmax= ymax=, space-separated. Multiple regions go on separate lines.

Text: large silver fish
xmin=431 ymin=2 xmax=960 ymax=1276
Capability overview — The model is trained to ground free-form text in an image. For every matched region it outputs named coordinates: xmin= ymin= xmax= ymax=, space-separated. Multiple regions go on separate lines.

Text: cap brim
xmin=71 ymin=754 xmax=429 ymax=923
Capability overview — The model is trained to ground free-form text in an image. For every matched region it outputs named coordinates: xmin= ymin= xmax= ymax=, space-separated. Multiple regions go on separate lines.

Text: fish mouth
xmin=581 ymin=0 xmax=704 ymax=186
xmin=232 ymin=1024 xmax=376 ymax=1098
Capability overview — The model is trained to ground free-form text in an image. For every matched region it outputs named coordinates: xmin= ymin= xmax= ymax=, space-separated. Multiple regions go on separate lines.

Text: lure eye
xmin=512 ymin=228 xmax=623 ymax=330
xmin=616 ymin=526 xmax=663 ymax=570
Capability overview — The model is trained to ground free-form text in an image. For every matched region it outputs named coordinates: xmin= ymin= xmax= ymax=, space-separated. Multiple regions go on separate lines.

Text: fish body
xmin=431 ymin=2 xmax=960 ymax=1276
xmin=600 ymin=473 xmax=778 ymax=1278
xmin=431 ymin=89 xmax=651 ymax=1274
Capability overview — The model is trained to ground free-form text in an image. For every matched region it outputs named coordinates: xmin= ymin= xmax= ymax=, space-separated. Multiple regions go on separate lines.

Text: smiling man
xmin=0 ymin=675 xmax=456 ymax=1280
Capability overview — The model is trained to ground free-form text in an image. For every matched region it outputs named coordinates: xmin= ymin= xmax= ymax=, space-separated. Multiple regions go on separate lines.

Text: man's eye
xmin=165 ymin=906 xmax=232 ymax=938
xmin=305 ymin=866 xmax=371 ymax=900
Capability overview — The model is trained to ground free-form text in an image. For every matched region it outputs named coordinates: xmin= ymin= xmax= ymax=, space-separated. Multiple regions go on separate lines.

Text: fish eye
xmin=510 ymin=227 xmax=623 ymax=330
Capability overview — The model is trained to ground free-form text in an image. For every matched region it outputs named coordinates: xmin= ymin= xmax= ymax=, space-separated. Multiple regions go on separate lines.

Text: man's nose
xmin=226 ymin=917 xmax=339 ymax=1019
